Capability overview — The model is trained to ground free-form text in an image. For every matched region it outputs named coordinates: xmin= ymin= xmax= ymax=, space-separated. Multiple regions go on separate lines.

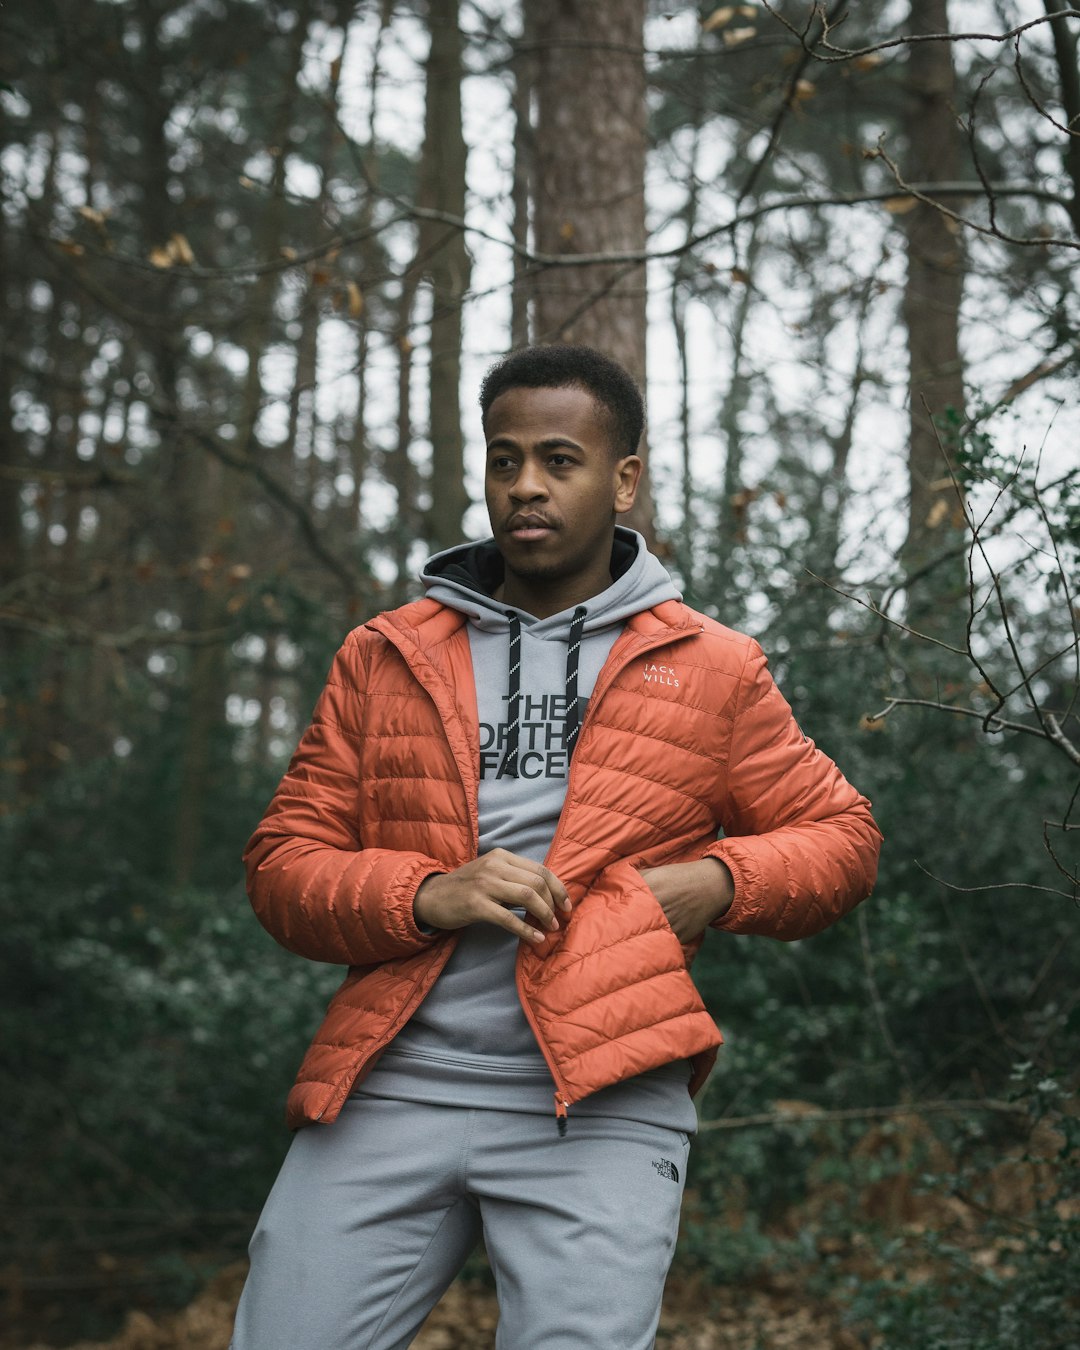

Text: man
xmin=231 ymin=344 xmax=881 ymax=1349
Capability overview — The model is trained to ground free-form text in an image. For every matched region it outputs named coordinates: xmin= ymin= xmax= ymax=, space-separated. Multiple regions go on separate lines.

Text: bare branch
xmin=38 ymin=182 xmax=1071 ymax=288
xmin=864 ymin=695 xmax=1064 ymax=746
xmin=868 ymin=139 xmax=1080 ymax=250
xmin=914 ymin=859 xmax=1078 ymax=902
xmin=0 ymin=608 xmax=233 ymax=650
xmin=757 ymin=2 xmax=1080 ymax=66
xmin=803 ymin=569 xmax=969 ymax=656
xmin=155 ymin=411 xmax=368 ymax=597
xmin=0 ymin=464 xmax=138 ymax=489
xmin=698 ymin=1097 xmax=1028 ymax=1132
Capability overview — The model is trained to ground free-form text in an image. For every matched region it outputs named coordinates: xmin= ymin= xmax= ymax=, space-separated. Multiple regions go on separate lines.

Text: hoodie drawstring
xmin=564 ymin=606 xmax=588 ymax=760
xmin=499 ymin=605 xmax=589 ymax=778
xmin=499 ymin=611 xmax=523 ymax=778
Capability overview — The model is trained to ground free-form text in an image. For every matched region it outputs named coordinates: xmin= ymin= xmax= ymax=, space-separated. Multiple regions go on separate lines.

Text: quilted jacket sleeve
xmin=242 ymin=631 xmax=446 ymax=965
xmin=705 ymin=639 xmax=882 ymax=940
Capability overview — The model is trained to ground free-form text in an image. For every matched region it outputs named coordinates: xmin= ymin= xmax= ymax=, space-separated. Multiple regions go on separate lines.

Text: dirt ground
xmin=14 ymin=1261 xmax=860 ymax=1350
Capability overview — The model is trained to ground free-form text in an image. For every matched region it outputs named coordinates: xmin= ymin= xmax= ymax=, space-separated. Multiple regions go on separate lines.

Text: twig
xmin=698 ymin=1097 xmax=1028 ymax=1132
xmin=757 ymin=2 xmax=1080 ymax=65
xmin=914 ymin=858 xmax=1077 ymax=902
xmin=803 ymin=569 xmax=968 ymax=656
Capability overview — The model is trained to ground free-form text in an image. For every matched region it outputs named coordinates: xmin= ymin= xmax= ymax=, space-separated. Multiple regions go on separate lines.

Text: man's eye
xmin=548 ymin=454 xmax=574 ymax=467
xmin=489 ymin=456 xmax=515 ymax=471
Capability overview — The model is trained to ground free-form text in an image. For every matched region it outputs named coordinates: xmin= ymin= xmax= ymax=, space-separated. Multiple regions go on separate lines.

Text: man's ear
xmin=614 ymin=455 xmax=643 ymax=515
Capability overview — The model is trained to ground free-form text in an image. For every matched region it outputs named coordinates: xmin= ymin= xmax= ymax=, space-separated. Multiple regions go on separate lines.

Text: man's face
xmin=483 ymin=384 xmax=641 ymax=616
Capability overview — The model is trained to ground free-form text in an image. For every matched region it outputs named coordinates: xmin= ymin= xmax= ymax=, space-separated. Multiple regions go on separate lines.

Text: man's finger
xmin=536 ymin=862 xmax=571 ymax=910
xmin=479 ymin=898 xmax=546 ymax=943
xmin=488 ymin=875 xmax=561 ymax=930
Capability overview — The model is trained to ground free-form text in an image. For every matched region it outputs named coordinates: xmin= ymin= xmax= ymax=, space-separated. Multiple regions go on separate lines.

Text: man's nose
xmin=509 ymin=459 xmax=548 ymax=501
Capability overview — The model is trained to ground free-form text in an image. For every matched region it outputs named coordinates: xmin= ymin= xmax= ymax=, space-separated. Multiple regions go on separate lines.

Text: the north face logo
xmin=651 ymin=1158 xmax=680 ymax=1182
xmin=643 ymin=662 xmax=680 ymax=689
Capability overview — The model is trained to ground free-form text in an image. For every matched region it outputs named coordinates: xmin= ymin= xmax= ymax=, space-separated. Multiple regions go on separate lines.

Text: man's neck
xmin=496 ymin=568 xmax=613 ymax=620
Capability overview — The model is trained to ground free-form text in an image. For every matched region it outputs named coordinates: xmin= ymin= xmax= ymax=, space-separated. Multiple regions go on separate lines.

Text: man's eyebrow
xmin=485 ymin=434 xmax=585 ymax=451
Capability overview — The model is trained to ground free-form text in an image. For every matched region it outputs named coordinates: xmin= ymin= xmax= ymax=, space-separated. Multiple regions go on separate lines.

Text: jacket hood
xmin=421 ymin=526 xmax=681 ymax=636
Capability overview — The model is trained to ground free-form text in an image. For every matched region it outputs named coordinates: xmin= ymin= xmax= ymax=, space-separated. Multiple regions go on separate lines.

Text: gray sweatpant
xmin=230 ymin=1094 xmax=691 ymax=1349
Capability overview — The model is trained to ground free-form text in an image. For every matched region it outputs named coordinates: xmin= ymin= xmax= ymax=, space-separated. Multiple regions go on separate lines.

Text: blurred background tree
xmin=1 ymin=0 xmax=1077 ymax=1345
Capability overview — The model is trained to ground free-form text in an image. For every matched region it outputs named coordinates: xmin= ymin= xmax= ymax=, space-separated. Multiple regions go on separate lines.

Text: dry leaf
xmin=703 ymin=5 xmax=737 ymax=30
xmin=329 ymin=55 xmax=342 ymax=85
xmin=859 ymin=714 xmax=885 ymax=732
xmin=925 ymin=497 xmax=950 ymax=529
xmin=77 ymin=205 xmax=108 ymax=227
xmin=56 ymin=239 xmax=85 ymax=257
xmin=773 ymin=1099 xmax=822 ymax=1118
xmin=730 ymin=266 xmax=751 ymax=285
xmin=703 ymin=4 xmax=755 ymax=31
xmin=280 ymin=245 xmax=298 ymax=261
xmin=347 ymin=280 xmax=364 ymax=318
xmin=792 ymin=78 xmax=816 ymax=102
xmin=559 ymin=220 xmax=575 ymax=242
xmin=883 ymin=194 xmax=918 ymax=214
xmin=169 ymin=232 xmax=195 ymax=265
xmin=723 ymin=25 xmax=757 ymax=46
xmin=853 ymin=52 xmax=884 ymax=72
xmin=148 ymin=246 xmax=173 ymax=268
xmin=239 ymin=174 xmax=257 ymax=189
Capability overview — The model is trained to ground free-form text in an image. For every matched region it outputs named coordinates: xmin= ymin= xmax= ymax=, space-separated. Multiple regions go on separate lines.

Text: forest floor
xmin=8 ymin=1116 xmax=1070 ymax=1350
xmin=11 ymin=1260 xmax=861 ymax=1350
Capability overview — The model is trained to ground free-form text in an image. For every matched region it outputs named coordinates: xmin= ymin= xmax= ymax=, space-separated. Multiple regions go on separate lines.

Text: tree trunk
xmin=419 ymin=0 xmax=471 ymax=551
xmin=901 ymin=0 xmax=966 ymax=587
xmin=525 ymin=0 xmax=655 ymax=543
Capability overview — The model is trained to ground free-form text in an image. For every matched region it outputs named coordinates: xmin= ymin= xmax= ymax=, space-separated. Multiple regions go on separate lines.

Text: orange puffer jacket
xmin=244 ymin=596 xmax=882 ymax=1130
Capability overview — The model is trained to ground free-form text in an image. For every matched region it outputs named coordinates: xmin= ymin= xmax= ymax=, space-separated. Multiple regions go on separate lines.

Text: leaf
xmin=853 ymin=53 xmax=885 ymax=72
xmin=723 ymin=26 xmax=757 ymax=46
xmin=169 ymin=232 xmax=195 ymax=266
xmin=883 ymin=195 xmax=918 ymax=215
xmin=703 ymin=6 xmax=737 ymax=30
xmin=703 ymin=4 xmax=755 ymax=30
xmin=859 ymin=714 xmax=885 ymax=732
xmin=77 ymin=205 xmax=108 ymax=227
xmin=730 ymin=266 xmax=751 ymax=285
xmin=280 ymin=246 xmax=298 ymax=261
xmin=791 ymin=78 xmax=816 ymax=102
xmin=56 ymin=239 xmax=85 ymax=257
xmin=148 ymin=246 xmax=173 ymax=269
xmin=346 ymin=280 xmax=364 ymax=318
xmin=925 ymin=498 xmax=950 ymax=529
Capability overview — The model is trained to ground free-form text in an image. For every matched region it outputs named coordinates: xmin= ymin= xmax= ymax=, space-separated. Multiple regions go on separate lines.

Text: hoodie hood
xmin=421 ymin=526 xmax=681 ymax=635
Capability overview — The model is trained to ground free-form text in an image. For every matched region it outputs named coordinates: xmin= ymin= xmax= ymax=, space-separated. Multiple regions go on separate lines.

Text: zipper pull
xmin=555 ymin=1094 xmax=569 ymax=1137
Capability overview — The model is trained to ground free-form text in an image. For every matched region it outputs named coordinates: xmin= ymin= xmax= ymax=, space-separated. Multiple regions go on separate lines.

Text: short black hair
xmin=479 ymin=344 xmax=645 ymax=458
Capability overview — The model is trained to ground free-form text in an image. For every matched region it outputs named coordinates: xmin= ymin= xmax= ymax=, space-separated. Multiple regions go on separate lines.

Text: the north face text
xmin=480 ymin=694 xmax=577 ymax=780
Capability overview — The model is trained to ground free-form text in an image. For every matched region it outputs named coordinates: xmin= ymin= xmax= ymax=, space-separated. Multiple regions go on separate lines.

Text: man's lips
xmin=505 ymin=516 xmax=558 ymax=540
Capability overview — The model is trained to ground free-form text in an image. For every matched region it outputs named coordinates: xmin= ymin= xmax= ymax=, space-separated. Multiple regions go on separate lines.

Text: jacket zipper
xmin=518 ymin=618 xmax=706 ymax=1134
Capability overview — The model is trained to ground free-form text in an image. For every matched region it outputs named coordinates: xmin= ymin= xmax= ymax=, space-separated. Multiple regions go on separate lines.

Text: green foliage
xmin=1 ymin=760 xmax=341 ymax=1219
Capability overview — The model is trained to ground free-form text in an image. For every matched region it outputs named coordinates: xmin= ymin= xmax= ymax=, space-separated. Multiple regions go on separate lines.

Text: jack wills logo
xmin=643 ymin=661 xmax=680 ymax=689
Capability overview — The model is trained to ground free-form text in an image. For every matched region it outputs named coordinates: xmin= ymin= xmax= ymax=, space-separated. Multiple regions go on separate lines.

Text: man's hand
xmin=415 ymin=849 xmax=572 ymax=944
xmin=639 ymin=858 xmax=735 ymax=944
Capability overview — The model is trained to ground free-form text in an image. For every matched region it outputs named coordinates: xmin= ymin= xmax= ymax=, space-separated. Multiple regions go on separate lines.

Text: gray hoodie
xmin=356 ymin=529 xmax=698 ymax=1131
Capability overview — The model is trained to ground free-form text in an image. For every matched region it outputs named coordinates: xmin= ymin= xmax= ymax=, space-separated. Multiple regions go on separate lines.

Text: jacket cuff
xmin=385 ymin=857 xmax=449 ymax=949
xmin=703 ymin=839 xmax=762 ymax=931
